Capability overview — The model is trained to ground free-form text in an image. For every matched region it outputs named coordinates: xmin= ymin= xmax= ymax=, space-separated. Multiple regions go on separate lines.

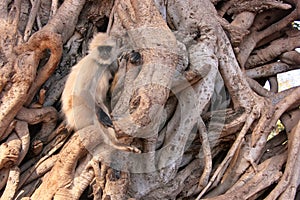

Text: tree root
xmin=15 ymin=31 xmax=63 ymax=106
xmin=1 ymin=166 xmax=20 ymax=200
xmin=30 ymin=132 xmax=88 ymax=200
xmin=265 ymin=120 xmax=300 ymax=199
xmin=203 ymin=153 xmax=287 ymax=200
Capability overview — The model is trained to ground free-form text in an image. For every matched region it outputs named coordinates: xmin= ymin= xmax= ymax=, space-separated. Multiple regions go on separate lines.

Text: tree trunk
xmin=0 ymin=0 xmax=300 ymax=199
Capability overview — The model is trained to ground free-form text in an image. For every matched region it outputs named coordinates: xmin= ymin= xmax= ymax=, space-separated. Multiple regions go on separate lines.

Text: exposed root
xmin=204 ymin=153 xmax=287 ymax=200
xmin=16 ymin=106 xmax=58 ymax=143
xmin=0 ymin=166 xmax=20 ymax=200
xmin=265 ymin=120 xmax=300 ymax=199
xmin=196 ymin=105 xmax=261 ymax=199
xmin=197 ymin=119 xmax=212 ymax=191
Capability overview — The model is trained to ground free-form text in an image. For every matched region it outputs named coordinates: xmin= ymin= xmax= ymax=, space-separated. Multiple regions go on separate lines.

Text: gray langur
xmin=61 ymin=33 xmax=140 ymax=153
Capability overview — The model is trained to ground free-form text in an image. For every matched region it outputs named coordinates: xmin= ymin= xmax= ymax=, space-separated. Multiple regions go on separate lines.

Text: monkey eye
xmin=97 ymin=46 xmax=113 ymax=60
xmin=129 ymin=51 xmax=142 ymax=65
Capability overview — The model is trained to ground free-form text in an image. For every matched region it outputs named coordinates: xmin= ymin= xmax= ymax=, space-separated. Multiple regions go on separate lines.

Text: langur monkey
xmin=61 ymin=33 xmax=140 ymax=153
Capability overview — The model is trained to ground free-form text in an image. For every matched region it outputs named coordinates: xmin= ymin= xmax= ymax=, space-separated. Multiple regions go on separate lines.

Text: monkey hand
xmin=126 ymin=145 xmax=142 ymax=154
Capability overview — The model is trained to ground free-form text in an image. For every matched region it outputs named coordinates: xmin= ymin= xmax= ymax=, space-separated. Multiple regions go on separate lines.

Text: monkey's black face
xmin=97 ymin=46 xmax=113 ymax=60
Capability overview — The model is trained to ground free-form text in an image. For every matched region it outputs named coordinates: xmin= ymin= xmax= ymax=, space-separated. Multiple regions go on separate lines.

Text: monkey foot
xmin=127 ymin=145 xmax=141 ymax=154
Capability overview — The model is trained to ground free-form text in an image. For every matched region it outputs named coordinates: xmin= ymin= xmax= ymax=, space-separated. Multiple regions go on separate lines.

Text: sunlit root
xmin=280 ymin=50 xmax=300 ymax=65
xmin=15 ymin=31 xmax=63 ymax=106
xmin=246 ymin=35 xmax=300 ymax=68
xmin=0 ymin=166 xmax=20 ymax=200
xmin=0 ymin=133 xmax=22 ymax=170
xmin=16 ymin=106 xmax=58 ymax=143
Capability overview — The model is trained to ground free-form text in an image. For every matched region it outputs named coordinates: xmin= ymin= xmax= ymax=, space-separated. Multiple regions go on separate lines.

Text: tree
xmin=0 ymin=0 xmax=300 ymax=199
